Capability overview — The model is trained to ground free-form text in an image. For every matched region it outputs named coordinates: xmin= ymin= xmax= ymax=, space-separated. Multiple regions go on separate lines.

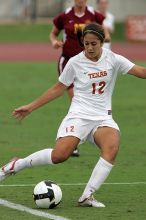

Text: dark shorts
xmin=58 ymin=55 xmax=73 ymax=89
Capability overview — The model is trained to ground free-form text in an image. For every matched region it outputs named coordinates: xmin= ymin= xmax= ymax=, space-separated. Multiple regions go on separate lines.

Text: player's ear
xmin=77 ymin=29 xmax=84 ymax=48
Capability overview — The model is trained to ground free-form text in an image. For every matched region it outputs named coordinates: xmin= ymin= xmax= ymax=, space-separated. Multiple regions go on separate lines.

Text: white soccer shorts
xmin=56 ymin=116 xmax=120 ymax=145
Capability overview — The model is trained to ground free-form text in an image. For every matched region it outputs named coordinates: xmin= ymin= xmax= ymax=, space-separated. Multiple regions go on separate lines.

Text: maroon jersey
xmin=53 ymin=6 xmax=105 ymax=58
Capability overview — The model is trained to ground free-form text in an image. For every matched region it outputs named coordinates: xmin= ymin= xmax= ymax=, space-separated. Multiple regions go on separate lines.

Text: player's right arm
xmin=12 ymin=82 xmax=67 ymax=120
xmin=50 ymin=25 xmax=63 ymax=49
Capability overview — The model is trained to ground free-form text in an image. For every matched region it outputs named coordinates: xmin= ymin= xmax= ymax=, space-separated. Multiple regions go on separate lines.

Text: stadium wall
xmin=64 ymin=0 xmax=146 ymax=22
xmin=0 ymin=0 xmax=145 ymax=22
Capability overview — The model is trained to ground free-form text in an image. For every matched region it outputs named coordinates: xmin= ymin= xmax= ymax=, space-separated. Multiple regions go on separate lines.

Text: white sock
xmin=79 ymin=157 xmax=113 ymax=201
xmin=14 ymin=148 xmax=53 ymax=172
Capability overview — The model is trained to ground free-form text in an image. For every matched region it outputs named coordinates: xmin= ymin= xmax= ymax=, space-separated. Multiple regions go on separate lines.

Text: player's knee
xmin=101 ymin=144 xmax=119 ymax=163
xmin=51 ymin=150 xmax=68 ymax=164
xmin=110 ymin=144 xmax=119 ymax=156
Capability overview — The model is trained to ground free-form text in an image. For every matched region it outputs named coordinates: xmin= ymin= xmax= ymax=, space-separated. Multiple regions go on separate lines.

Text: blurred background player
xmin=50 ymin=0 xmax=110 ymax=156
xmin=96 ymin=0 xmax=114 ymax=49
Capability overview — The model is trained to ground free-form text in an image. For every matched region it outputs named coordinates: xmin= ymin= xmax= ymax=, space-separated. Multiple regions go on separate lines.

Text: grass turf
xmin=0 ymin=24 xmax=52 ymax=43
xmin=0 ymin=62 xmax=146 ymax=220
xmin=0 ymin=22 xmax=125 ymax=43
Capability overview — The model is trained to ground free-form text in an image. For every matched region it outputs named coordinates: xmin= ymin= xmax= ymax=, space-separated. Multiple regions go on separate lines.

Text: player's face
xmin=74 ymin=0 xmax=87 ymax=8
xmin=83 ymin=33 xmax=102 ymax=62
xmin=98 ymin=0 xmax=109 ymax=12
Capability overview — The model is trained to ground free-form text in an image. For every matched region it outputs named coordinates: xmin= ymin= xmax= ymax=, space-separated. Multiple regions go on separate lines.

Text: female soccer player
xmin=0 ymin=23 xmax=146 ymax=208
xmin=50 ymin=0 xmax=109 ymax=99
xmin=50 ymin=0 xmax=109 ymax=156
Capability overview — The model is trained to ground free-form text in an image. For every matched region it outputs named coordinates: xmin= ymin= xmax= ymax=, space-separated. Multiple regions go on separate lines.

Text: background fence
xmin=0 ymin=0 xmax=146 ymax=22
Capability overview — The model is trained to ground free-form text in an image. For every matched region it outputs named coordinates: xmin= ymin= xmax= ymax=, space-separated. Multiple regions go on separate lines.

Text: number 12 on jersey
xmin=92 ymin=81 xmax=106 ymax=94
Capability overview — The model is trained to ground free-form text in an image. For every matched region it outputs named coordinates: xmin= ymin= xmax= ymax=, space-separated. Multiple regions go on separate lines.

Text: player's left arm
xmin=128 ymin=65 xmax=146 ymax=79
xmin=12 ymin=82 xmax=67 ymax=120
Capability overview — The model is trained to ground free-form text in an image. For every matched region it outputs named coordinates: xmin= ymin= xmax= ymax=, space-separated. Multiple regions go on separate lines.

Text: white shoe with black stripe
xmin=0 ymin=158 xmax=19 ymax=182
xmin=78 ymin=195 xmax=105 ymax=208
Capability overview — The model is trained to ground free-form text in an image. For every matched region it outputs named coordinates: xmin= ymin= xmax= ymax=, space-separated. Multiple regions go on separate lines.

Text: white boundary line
xmin=0 ymin=198 xmax=70 ymax=220
xmin=0 ymin=182 xmax=146 ymax=187
xmin=0 ymin=182 xmax=145 ymax=220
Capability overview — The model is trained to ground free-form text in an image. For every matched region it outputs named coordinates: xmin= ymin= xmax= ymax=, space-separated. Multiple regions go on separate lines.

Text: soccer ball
xmin=33 ymin=180 xmax=62 ymax=209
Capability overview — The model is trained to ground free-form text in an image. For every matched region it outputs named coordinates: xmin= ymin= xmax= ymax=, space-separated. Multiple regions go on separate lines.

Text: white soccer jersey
xmin=59 ymin=48 xmax=135 ymax=121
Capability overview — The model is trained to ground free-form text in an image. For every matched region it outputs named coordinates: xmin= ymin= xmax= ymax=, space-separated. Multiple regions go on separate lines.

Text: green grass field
xmin=0 ymin=22 xmax=125 ymax=43
xmin=0 ymin=62 xmax=146 ymax=220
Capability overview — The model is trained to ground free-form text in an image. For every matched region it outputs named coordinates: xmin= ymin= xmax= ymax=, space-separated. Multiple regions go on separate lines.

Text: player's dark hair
xmin=77 ymin=23 xmax=105 ymax=48
xmin=76 ymin=28 xmax=84 ymax=48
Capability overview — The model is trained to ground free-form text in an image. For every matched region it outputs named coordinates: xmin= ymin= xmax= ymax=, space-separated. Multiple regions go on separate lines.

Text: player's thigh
xmin=94 ymin=127 xmax=120 ymax=156
xmin=52 ymin=136 xmax=80 ymax=163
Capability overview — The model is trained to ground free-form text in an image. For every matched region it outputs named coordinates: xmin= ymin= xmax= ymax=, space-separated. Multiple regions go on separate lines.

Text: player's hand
xmin=52 ymin=40 xmax=63 ymax=49
xmin=12 ymin=105 xmax=32 ymax=121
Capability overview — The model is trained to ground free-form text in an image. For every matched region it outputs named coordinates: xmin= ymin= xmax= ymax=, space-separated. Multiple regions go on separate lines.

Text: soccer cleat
xmin=0 ymin=158 xmax=19 ymax=182
xmin=78 ymin=195 xmax=105 ymax=208
xmin=71 ymin=148 xmax=80 ymax=157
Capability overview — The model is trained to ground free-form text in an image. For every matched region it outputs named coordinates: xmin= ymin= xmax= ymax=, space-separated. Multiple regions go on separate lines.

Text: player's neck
xmin=74 ymin=6 xmax=86 ymax=16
